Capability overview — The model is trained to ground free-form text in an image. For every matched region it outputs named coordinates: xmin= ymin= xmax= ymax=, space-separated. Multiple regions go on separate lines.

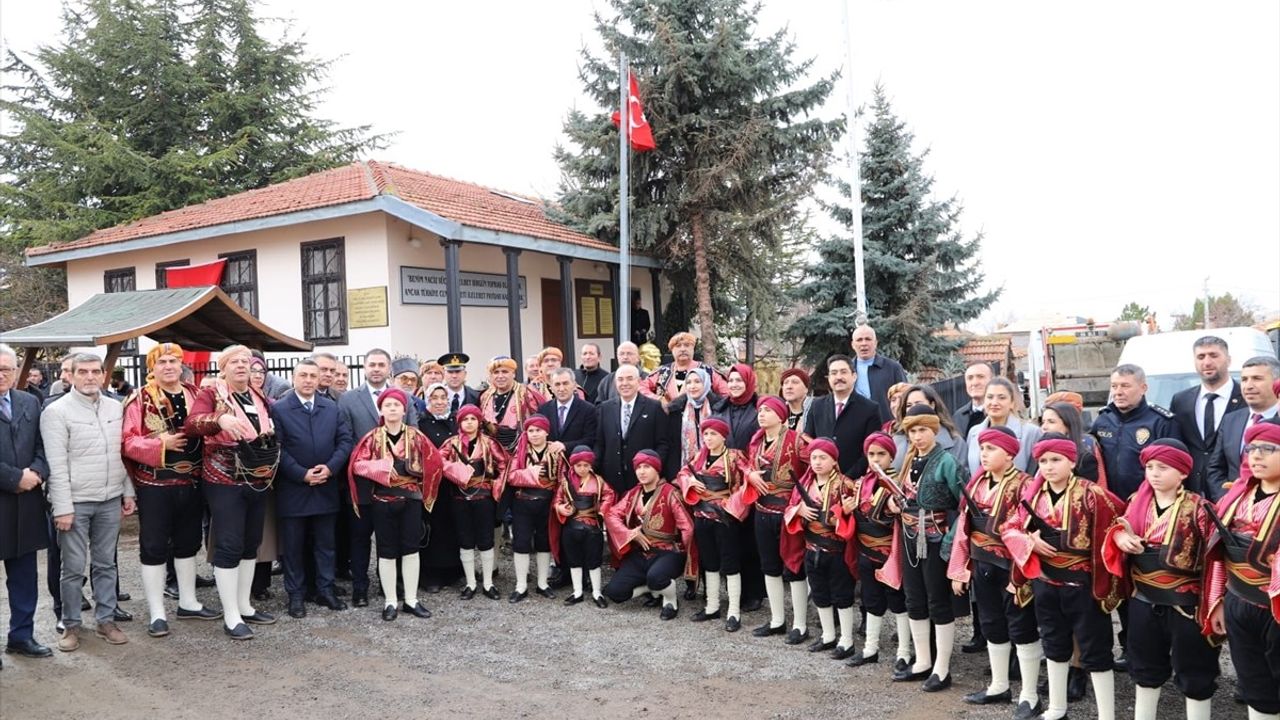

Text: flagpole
xmin=842 ymin=0 xmax=867 ymax=327
xmin=618 ymin=52 xmax=632 ymax=350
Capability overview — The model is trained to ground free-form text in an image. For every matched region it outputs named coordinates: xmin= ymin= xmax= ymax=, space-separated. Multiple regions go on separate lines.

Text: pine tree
xmin=553 ymin=0 xmax=841 ymax=362
xmin=1116 ymin=301 xmax=1151 ymax=322
xmin=1172 ymin=293 xmax=1258 ymax=330
xmin=789 ymin=85 xmax=999 ymax=372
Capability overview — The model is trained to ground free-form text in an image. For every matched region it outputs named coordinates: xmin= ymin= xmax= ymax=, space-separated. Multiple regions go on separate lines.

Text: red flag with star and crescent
xmin=611 ymin=72 xmax=656 ymax=152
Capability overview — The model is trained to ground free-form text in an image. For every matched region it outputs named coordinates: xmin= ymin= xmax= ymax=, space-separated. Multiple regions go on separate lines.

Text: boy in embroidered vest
xmin=551 ymin=447 xmax=616 ymax=608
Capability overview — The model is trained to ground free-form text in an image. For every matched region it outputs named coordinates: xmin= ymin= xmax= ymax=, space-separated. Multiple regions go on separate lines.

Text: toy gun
xmin=1202 ymin=501 xmax=1242 ymax=551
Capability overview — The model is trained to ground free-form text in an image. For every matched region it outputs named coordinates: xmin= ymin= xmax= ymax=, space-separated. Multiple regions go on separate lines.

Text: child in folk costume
xmin=1103 ymin=439 xmax=1218 ymax=720
xmin=783 ymin=438 xmax=859 ymax=659
xmin=845 ymin=432 xmax=914 ymax=672
xmin=551 ymin=446 xmax=616 ymax=608
xmin=675 ymin=417 xmax=755 ymax=632
xmin=744 ymin=396 xmax=810 ymax=643
xmin=946 ymin=426 xmax=1043 ymax=717
xmin=1205 ymin=418 xmax=1280 ymax=720
xmin=505 ymin=414 xmax=566 ymax=602
xmin=439 ymin=404 xmax=508 ymax=600
xmin=348 ymin=389 xmax=444 ymax=621
xmin=1001 ymin=434 xmax=1129 ymax=720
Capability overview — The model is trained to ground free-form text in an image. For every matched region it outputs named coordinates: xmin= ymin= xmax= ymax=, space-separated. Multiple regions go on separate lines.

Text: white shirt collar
xmin=1198 ymin=378 xmax=1233 ymax=400
xmin=296 ymin=392 xmax=316 ymax=406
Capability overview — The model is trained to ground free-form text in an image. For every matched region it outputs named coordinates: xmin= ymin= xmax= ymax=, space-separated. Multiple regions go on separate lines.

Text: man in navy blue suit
xmin=271 ymin=358 xmax=353 ymax=619
xmin=538 ymin=367 xmax=597 ymax=455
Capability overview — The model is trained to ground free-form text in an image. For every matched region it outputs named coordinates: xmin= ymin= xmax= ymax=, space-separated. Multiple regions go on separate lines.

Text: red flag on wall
xmin=610 ymin=72 xmax=657 ymax=152
xmin=165 ymin=259 xmax=227 ymax=376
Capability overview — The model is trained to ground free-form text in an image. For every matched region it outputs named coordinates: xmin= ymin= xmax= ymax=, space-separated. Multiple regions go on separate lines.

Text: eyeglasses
xmin=1244 ymin=443 xmax=1280 ymax=456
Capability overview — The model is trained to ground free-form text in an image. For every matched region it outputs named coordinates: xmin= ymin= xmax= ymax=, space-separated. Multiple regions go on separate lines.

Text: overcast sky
xmin=3 ymin=1 xmax=1277 ymax=330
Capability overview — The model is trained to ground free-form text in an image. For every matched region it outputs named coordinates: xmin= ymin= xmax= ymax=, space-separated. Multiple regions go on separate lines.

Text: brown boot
xmin=95 ymin=622 xmax=128 ymax=645
xmin=57 ymin=626 xmax=80 ymax=653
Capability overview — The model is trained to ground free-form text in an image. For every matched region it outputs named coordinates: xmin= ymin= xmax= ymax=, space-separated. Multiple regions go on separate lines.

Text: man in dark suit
xmin=539 ymin=367 xmax=598 ymax=455
xmin=952 ymin=361 xmax=992 ymax=440
xmin=439 ymin=353 xmax=480 ymax=418
xmin=0 ymin=345 xmax=54 ymax=664
xmin=1206 ymin=356 xmax=1280 ymax=501
xmin=803 ymin=354 xmax=882 ymax=478
xmin=1169 ymin=336 xmax=1245 ymax=496
xmin=850 ymin=325 xmax=909 ymax=425
xmin=271 ymin=358 xmax=353 ymax=618
xmin=594 ymin=365 xmax=667 ymax=495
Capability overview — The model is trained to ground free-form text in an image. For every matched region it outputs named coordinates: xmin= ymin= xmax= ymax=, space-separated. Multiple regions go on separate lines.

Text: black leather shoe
xmin=659 ymin=605 xmax=678 ymax=621
xmin=402 ymin=602 xmax=431 ymax=619
xmin=481 ymin=586 xmax=500 ymax=600
xmin=921 ymin=673 xmax=952 ymax=692
xmin=4 ymin=639 xmax=53 ymax=658
xmin=742 ymin=597 xmax=763 ymax=612
xmin=116 ymin=592 xmax=131 ymax=602
xmin=592 ymin=596 xmax=608 ymax=609
xmin=176 ymin=606 xmax=221 ymax=621
xmin=1012 ymin=699 xmax=1043 ymax=720
xmin=534 ymin=586 xmax=555 ymax=599
xmin=962 ymin=636 xmax=987 ymax=654
xmin=892 ymin=667 xmax=930 ymax=682
xmin=147 ymin=619 xmax=170 ymax=638
xmin=784 ymin=628 xmax=810 ymax=645
xmin=287 ymin=599 xmax=306 ymax=619
xmin=1067 ymin=665 xmax=1087 ymax=702
xmin=242 ymin=611 xmax=276 ymax=625
xmin=683 ymin=583 xmax=697 ymax=601
xmin=808 ymin=638 xmax=837 ymax=653
xmin=893 ymin=657 xmax=913 ymax=673
xmin=381 ymin=605 xmax=397 ymax=622
xmin=112 ymin=607 xmax=133 ymax=622
xmin=252 ymin=589 xmax=272 ymax=602
xmin=460 ymin=587 xmax=476 ymax=600
xmin=846 ymin=651 xmax=879 ymax=667
xmin=195 ymin=574 xmax=216 ymax=588
xmin=316 ymin=593 xmax=347 ymax=611
xmin=164 ymin=582 xmax=179 ymax=600
xmin=831 ymin=645 xmax=857 ymax=661
xmin=352 ymin=591 xmax=369 ymax=607
xmin=690 ymin=609 xmax=721 ymax=622
xmin=509 ymin=590 xmax=528 ymax=603
xmin=424 ymin=584 xmax=443 ymax=594
xmin=753 ymin=622 xmax=786 ymax=637
xmin=963 ymin=688 xmax=1011 ymax=705
xmin=642 ymin=595 xmax=660 ymax=608
xmin=224 ymin=623 xmax=253 ymax=640
xmin=725 ymin=616 xmax=741 ymax=632
xmin=564 ymin=594 xmax=585 ymax=606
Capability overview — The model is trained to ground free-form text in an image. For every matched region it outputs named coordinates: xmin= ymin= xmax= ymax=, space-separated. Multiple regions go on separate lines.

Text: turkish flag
xmin=610 ymin=72 xmax=656 ymax=152
xmin=165 ymin=259 xmax=227 ymax=376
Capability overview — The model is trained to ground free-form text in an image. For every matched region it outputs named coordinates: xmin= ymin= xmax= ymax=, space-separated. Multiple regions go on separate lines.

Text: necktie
xmin=373 ymin=388 xmax=382 ymax=398
xmin=303 ymin=400 xmax=313 ymax=413
xmin=559 ymin=404 xmax=568 ymax=428
xmin=1244 ymin=413 xmax=1264 ymax=452
xmin=0 ymin=394 xmax=10 ymax=422
xmin=1202 ymin=393 xmax=1218 ymax=441
xmin=622 ymin=402 xmax=632 ymax=435
xmin=835 ymin=401 xmax=844 ymax=417
xmin=450 ymin=393 xmax=460 ymax=415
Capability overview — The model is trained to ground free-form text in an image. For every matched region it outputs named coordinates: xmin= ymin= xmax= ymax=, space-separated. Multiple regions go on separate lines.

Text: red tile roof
xmin=958 ymin=336 xmax=1013 ymax=365
xmin=27 ymin=161 xmax=620 ymax=258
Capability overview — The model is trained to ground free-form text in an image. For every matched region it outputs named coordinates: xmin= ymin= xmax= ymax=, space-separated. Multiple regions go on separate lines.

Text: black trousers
xmin=805 ymin=549 xmax=856 ymax=609
xmin=135 ymin=484 xmax=204 ymax=565
xmin=559 ymin=520 xmax=603 ymax=570
xmin=858 ymin=554 xmax=906 ymax=616
xmin=603 ymin=549 xmax=685 ymax=603
xmin=279 ymin=512 xmax=336 ymax=599
xmin=511 ymin=497 xmax=551 ymax=554
xmin=1032 ymin=579 xmax=1113 ymax=671
xmin=203 ymin=483 xmax=267 ymax=569
xmin=1226 ymin=592 xmax=1280 ymax=714
xmin=737 ymin=508 xmax=764 ymax=603
xmin=1126 ymin=598 xmax=1218 ymax=700
xmin=345 ymin=504 xmax=374 ymax=593
xmin=901 ymin=539 xmax=962 ymax=624
xmin=754 ymin=511 xmax=803 ymax=581
xmin=370 ymin=501 xmax=422 ymax=559
xmin=694 ymin=516 xmax=742 ymax=574
xmin=971 ymin=559 xmax=1038 ymax=645
xmin=453 ymin=497 xmax=496 ymax=551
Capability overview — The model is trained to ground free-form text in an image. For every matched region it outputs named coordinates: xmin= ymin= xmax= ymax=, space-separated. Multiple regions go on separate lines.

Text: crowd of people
xmin=2 ymin=327 xmax=1280 ymax=720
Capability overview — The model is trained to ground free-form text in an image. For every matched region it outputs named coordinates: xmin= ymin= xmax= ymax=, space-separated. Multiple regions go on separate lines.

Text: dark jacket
xmin=1205 ymin=407 xmax=1274 ymax=502
xmin=859 ymin=354 xmax=909 ymax=424
xmin=538 ymin=396 xmax=598 ymax=454
xmin=952 ymin=402 xmax=986 ymax=442
xmin=444 ymin=386 xmax=481 ymax=418
xmin=1170 ymin=381 xmax=1245 ymax=497
xmin=576 ymin=366 xmax=610 ymax=404
xmin=1090 ymin=397 xmax=1181 ymax=501
xmin=340 ymin=384 xmax=420 ymax=446
xmin=711 ymin=394 xmax=760 ymax=451
xmin=665 ymin=392 xmax=722 ymax=472
xmin=1 ymin=389 xmax=51 ymax=559
xmin=594 ymin=394 xmax=667 ymax=495
xmin=803 ymin=393 xmax=881 ymax=478
xmin=418 ymin=413 xmax=455 ymax=448
xmin=270 ymin=393 xmax=353 ymax=518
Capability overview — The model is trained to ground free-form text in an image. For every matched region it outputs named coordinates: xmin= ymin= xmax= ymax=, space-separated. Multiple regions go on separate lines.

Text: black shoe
xmin=592 ymin=596 xmax=608 ymax=609
xmin=1112 ymin=651 xmax=1127 ymax=673
xmin=963 ymin=688 xmax=1011 ymax=705
xmin=892 ymin=666 xmax=930 ymax=682
xmin=116 ymin=592 xmax=131 ymax=602
xmin=424 ymin=584 xmax=443 ymax=594
xmin=691 ymin=609 xmax=721 ymax=623
xmin=785 ymin=628 xmax=810 ymax=645
xmin=642 ymin=595 xmax=660 ymax=608
xmin=252 ymin=589 xmax=272 ymax=602
xmin=352 ymin=591 xmax=369 ymax=608
xmin=683 ymin=583 xmax=697 ymax=601
xmin=962 ymin=636 xmax=987 ymax=654
xmin=164 ymin=582 xmax=179 ymax=600
xmin=402 ymin=602 xmax=431 ymax=619
xmin=147 ymin=619 xmax=170 ymax=638
xmin=893 ymin=657 xmax=913 ymax=673
xmin=112 ymin=607 xmax=133 ymax=622
xmin=1067 ymin=666 xmax=1087 ymax=703
xmin=564 ymin=593 xmax=585 ymax=606
xmin=482 ymin=586 xmax=500 ymax=600
xmin=753 ymin=622 xmax=786 ymax=638
xmin=332 ymin=585 xmax=348 ymax=597
xmin=287 ymin=599 xmax=306 ymax=619
xmin=382 ymin=605 xmax=397 ymax=622
xmin=742 ymin=597 xmax=763 ymax=612
xmin=659 ymin=605 xmax=678 ymax=621
xmin=846 ymin=651 xmax=879 ymax=667
xmin=808 ymin=638 xmax=837 ymax=653
xmin=176 ymin=606 xmax=221 ymax=621
xmin=316 ymin=593 xmax=347 ymax=611
xmin=242 ymin=611 xmax=276 ymax=626
xmin=80 ymin=596 xmax=92 ymax=612
xmin=725 ymin=616 xmax=741 ymax=633
xmin=224 ymin=623 xmax=253 ymax=640
xmin=509 ymin=590 xmax=528 ymax=603
xmin=831 ymin=645 xmax=857 ymax=661
xmin=1012 ymin=699 xmax=1043 ymax=720
xmin=534 ymin=586 xmax=555 ymax=599
xmin=922 ymin=674 xmax=952 ymax=692
xmin=4 ymin=639 xmax=53 ymax=658
xmin=460 ymin=587 xmax=476 ymax=600
xmin=195 ymin=574 xmax=216 ymax=588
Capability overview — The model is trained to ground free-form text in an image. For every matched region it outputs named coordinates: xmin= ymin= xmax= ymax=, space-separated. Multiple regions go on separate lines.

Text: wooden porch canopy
xmin=0 ymin=286 xmax=312 ymax=385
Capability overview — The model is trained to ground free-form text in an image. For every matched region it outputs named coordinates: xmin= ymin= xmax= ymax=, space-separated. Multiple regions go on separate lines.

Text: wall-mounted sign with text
xmin=400 ymin=266 xmax=528 ymax=308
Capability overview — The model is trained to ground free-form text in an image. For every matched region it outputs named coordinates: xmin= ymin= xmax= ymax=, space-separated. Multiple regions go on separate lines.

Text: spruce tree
xmin=789 ymin=85 xmax=999 ymax=372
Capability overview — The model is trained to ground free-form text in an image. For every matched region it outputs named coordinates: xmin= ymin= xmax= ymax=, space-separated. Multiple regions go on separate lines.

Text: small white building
xmin=24 ymin=161 xmax=665 ymax=378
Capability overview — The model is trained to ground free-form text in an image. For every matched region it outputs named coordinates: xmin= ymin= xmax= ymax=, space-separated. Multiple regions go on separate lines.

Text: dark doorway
xmin=541 ymin=278 xmax=563 ymax=350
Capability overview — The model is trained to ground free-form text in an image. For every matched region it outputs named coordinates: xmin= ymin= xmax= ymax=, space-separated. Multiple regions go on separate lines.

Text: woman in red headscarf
xmin=439 ymin=404 xmax=508 ymax=600
xmin=551 ymin=446 xmax=616 ymax=607
xmin=505 ymin=414 xmax=566 ymax=602
xmin=711 ymin=363 xmax=760 ymax=450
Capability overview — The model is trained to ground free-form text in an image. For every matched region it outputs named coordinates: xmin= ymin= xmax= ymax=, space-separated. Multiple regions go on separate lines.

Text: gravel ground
xmin=0 ymin=517 xmax=1243 ymax=719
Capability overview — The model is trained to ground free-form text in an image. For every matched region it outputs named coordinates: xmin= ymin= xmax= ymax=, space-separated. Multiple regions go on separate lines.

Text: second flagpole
xmin=618 ymin=53 xmax=631 ymax=350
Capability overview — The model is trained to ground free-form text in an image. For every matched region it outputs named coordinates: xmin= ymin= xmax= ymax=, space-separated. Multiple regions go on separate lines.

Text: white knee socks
xmin=459 ymin=549 xmax=476 ymax=590
xmin=1246 ymin=708 xmax=1278 ymax=720
xmin=660 ymin=581 xmax=678 ymax=610
xmin=894 ymin=611 xmax=912 ymax=661
xmin=173 ymin=557 xmax=203 ymax=612
xmin=817 ymin=606 xmax=836 ymax=643
xmin=725 ymin=573 xmax=741 ymax=620
xmin=764 ymin=574 xmax=786 ymax=628
xmin=214 ymin=566 xmax=242 ymax=631
xmin=513 ymin=553 xmax=530 ymax=593
xmin=909 ymin=618 xmax=933 ymax=674
xmin=378 ymin=558 xmax=398 ymax=608
xmin=1184 ymin=698 xmax=1210 ymax=720
xmin=863 ymin=612 xmax=884 ymax=657
xmin=1044 ymin=660 xmax=1070 ymax=720
xmin=236 ymin=559 xmax=256 ymax=617
xmin=986 ymin=641 xmax=1011 ymax=695
xmin=480 ymin=549 xmax=495 ymax=590
xmin=535 ymin=552 xmax=551 ymax=590
xmin=932 ymin=621 xmax=955 ymax=680
xmin=140 ymin=563 xmax=167 ymax=623
xmin=1091 ymin=671 xmax=1115 ymax=720
xmin=1015 ymin=642 xmax=1043 ymax=705
xmin=789 ymin=580 xmax=808 ymax=632
xmin=588 ymin=568 xmax=603 ymax=599
xmin=704 ymin=572 xmax=722 ymax=614
xmin=837 ymin=606 xmax=855 ymax=650
xmin=570 ymin=567 xmax=584 ymax=598
xmin=1134 ymin=685 xmax=1159 ymax=720
xmin=401 ymin=552 xmax=420 ymax=607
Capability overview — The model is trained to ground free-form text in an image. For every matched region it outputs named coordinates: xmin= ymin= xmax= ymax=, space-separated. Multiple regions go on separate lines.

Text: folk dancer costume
xmin=945 ymin=426 xmax=1042 ymax=713
xmin=640 ymin=332 xmax=728 ymax=406
xmin=674 ymin=417 xmax=755 ymax=631
xmin=505 ymin=414 xmax=566 ymax=601
xmin=551 ymin=447 xmax=617 ymax=607
xmin=1101 ymin=440 xmax=1218 ymax=720
xmin=439 ymin=404 xmax=508 ymax=599
xmin=1000 ymin=436 xmax=1129 ymax=720
xmin=745 ymin=396 xmax=810 ymax=642
xmin=122 ymin=343 xmax=219 ymax=636
xmin=348 ymin=389 xmax=445 ymax=621
xmin=779 ymin=368 xmax=813 ymax=433
xmin=478 ymin=356 xmax=546 ymax=453
xmin=846 ymin=432 xmax=913 ymax=671
xmin=875 ymin=406 xmax=966 ymax=691
xmin=1204 ymin=419 xmax=1280 ymax=720
xmin=184 ymin=346 xmax=280 ymax=639
xmin=783 ymin=438 xmax=859 ymax=658
xmin=603 ymin=450 xmax=698 ymax=618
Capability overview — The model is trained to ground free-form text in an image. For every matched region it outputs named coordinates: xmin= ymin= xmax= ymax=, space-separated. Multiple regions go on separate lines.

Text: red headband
xmin=808 ymin=437 xmax=840 ymax=462
xmin=378 ymin=388 xmax=410 ymax=413
xmin=757 ymin=395 xmax=787 ymax=421
xmin=455 ymin=404 xmax=483 ymax=425
xmin=633 ymin=450 xmax=663 ymax=474
xmin=978 ymin=428 xmax=1020 ymax=458
xmin=862 ymin=432 xmax=896 ymax=459
xmin=569 ymin=448 xmax=596 ymax=465
xmin=523 ymin=414 xmax=550 ymax=432
xmin=1032 ymin=437 xmax=1078 ymax=463
xmin=1245 ymin=421 xmax=1280 ymax=447
xmin=1139 ymin=444 xmax=1192 ymax=476
xmin=699 ymin=417 xmax=731 ymax=438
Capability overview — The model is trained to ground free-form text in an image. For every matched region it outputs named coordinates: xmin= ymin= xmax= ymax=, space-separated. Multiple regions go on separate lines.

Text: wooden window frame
xmin=218 ymin=249 xmax=259 ymax=317
xmin=300 ymin=238 xmax=348 ymax=345
xmin=154 ymin=259 xmax=190 ymax=289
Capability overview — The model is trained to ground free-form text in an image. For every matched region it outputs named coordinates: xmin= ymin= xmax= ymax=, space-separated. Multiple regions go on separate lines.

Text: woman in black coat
xmin=417 ymin=384 xmax=462 ymax=591
xmin=710 ymin=362 xmax=765 ymax=611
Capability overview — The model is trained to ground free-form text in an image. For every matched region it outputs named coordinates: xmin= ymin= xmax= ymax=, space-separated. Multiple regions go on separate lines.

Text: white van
xmin=1116 ymin=327 xmax=1275 ymax=409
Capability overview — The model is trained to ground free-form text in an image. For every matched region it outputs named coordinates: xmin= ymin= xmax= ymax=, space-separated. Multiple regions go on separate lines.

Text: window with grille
xmin=154 ymin=259 xmax=189 ymax=289
xmin=300 ymin=238 xmax=347 ymax=344
xmin=218 ymin=250 xmax=258 ymax=317
xmin=104 ymin=267 xmax=138 ymax=352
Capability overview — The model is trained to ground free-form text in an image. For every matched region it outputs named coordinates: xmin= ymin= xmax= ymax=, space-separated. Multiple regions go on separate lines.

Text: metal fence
xmin=111 ymin=354 xmax=369 ymax=391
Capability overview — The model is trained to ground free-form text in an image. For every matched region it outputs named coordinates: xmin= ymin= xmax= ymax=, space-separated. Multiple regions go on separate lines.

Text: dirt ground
xmin=0 ymin=517 xmax=1243 ymax=719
